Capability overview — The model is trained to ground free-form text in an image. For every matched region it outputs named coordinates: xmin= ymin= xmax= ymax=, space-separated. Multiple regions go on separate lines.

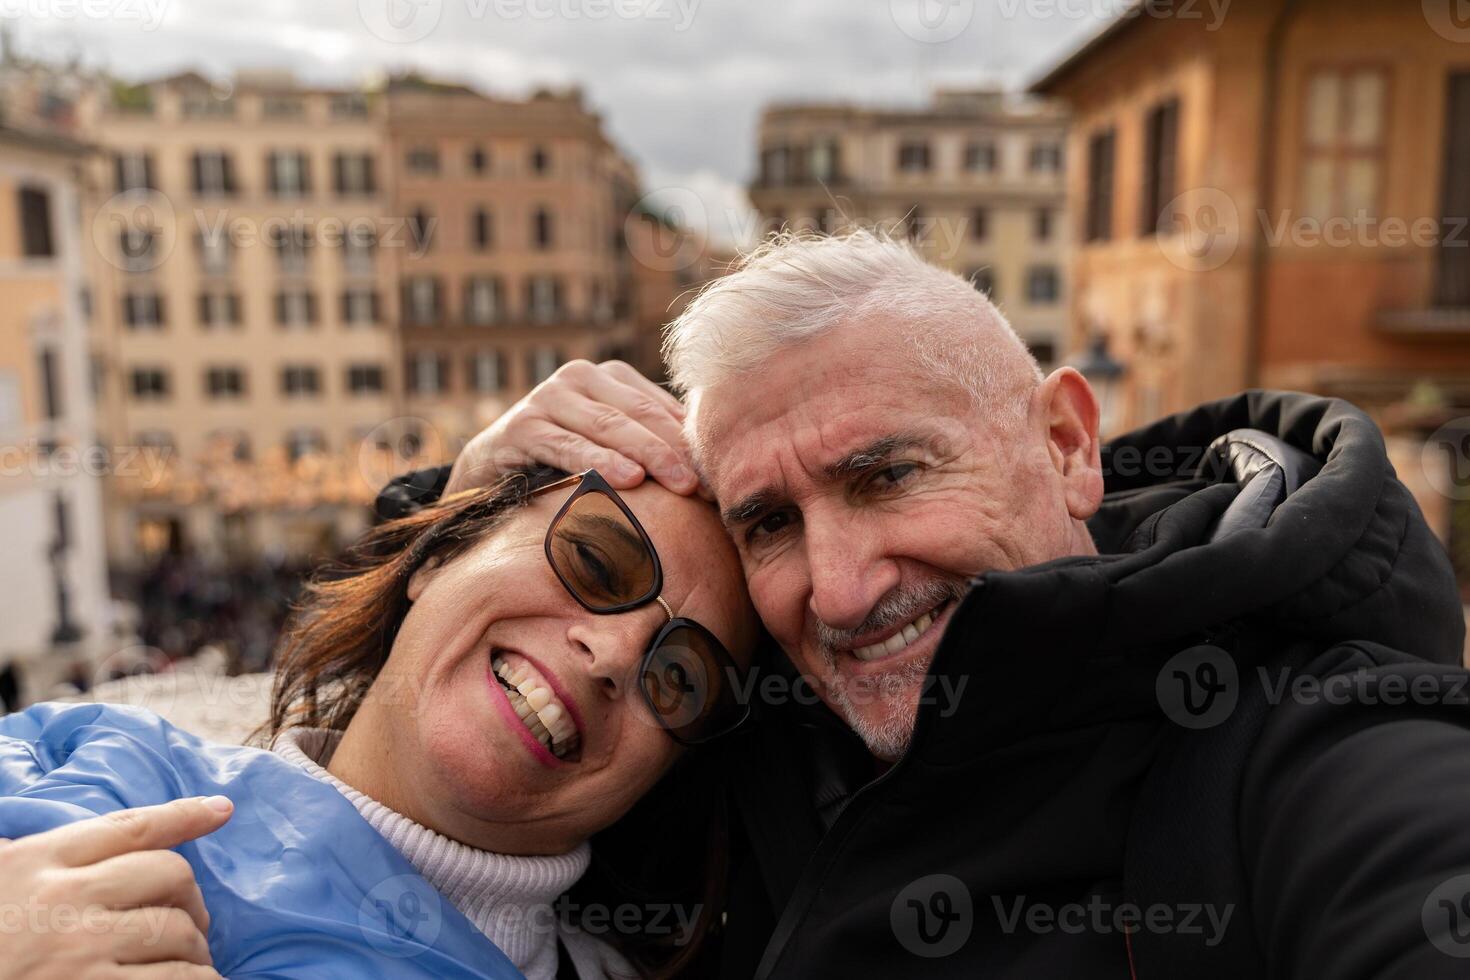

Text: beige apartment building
xmin=0 ymin=123 xmax=113 ymax=690
xmin=383 ymin=79 xmax=659 ymax=445
xmin=749 ymin=89 xmax=1069 ymax=366
xmin=80 ymin=71 xmax=401 ymax=563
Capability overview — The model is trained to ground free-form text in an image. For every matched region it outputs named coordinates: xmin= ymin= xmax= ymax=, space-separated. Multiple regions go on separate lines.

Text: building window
xmin=280 ymin=365 xmax=321 ymax=397
xmin=18 ymin=187 xmax=53 ymax=258
xmin=118 ymin=228 xmax=157 ymax=273
xmin=1034 ymin=208 xmax=1053 ymax=241
xmin=406 ymin=352 xmax=449 ymax=395
xmin=897 ymin=140 xmax=932 ymax=174
xmin=204 ymin=366 xmax=245 ymax=399
xmin=464 ymin=277 xmax=503 ymax=325
xmin=191 ymin=151 xmax=237 ymax=196
xmin=964 ymin=141 xmax=997 ymax=173
xmin=262 ymin=96 xmax=304 ymax=119
xmin=408 ymin=207 xmax=434 ymax=252
xmin=761 ymin=145 xmax=792 ymax=185
xmin=1085 ymin=127 xmax=1117 ymax=243
xmin=471 ymin=207 xmax=493 ymax=250
xmin=527 ymin=276 xmax=563 ymax=323
xmin=274 ymin=289 xmax=318 ymax=328
xmin=330 ymin=93 xmax=369 ymax=120
xmin=1028 ymin=336 xmax=1058 ymax=365
xmin=285 ymin=428 xmax=325 ymax=462
xmin=346 ymin=363 xmax=385 ymax=395
xmin=1140 ymin=97 xmax=1181 ymax=236
xmin=1029 ymin=142 xmax=1063 ymax=173
xmin=969 ymin=268 xmax=996 ymax=299
xmin=406 ymin=145 xmax=440 ymax=175
xmin=342 ymin=229 xmax=376 ymax=276
xmin=527 ymin=347 xmax=562 ymax=385
xmin=530 ymin=145 xmax=550 ymax=176
xmin=970 ymin=207 xmax=989 ymax=241
xmin=468 ymin=145 xmax=489 ymax=175
xmin=182 ymin=91 xmax=234 ymax=119
xmin=905 ymin=207 xmax=924 ymax=243
xmin=1301 ymin=68 xmax=1387 ymax=220
xmin=197 ymin=291 xmax=241 ymax=328
xmin=532 ymin=207 xmax=554 ymax=249
xmin=809 ymin=139 xmax=840 ymax=182
xmin=332 ymin=152 xmax=376 ymax=195
xmin=37 ymin=347 xmax=60 ymax=420
xmin=272 ymin=228 xmax=311 ymax=275
xmin=341 ymin=288 xmax=380 ymax=325
xmin=114 ymin=152 xmax=155 ymax=192
xmin=123 ymin=292 xmax=165 ymax=329
xmin=468 ymin=349 xmax=506 ymax=394
xmin=130 ymin=367 xmax=170 ymax=400
xmin=403 ymin=277 xmax=441 ymax=325
xmin=1026 ymin=266 xmax=1060 ymax=304
xmin=197 ymin=232 xmax=231 ymax=276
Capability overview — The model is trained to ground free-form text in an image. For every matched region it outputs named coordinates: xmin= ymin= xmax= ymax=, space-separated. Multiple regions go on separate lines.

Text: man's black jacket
xmin=718 ymin=391 xmax=1470 ymax=979
xmin=378 ymin=391 xmax=1470 ymax=979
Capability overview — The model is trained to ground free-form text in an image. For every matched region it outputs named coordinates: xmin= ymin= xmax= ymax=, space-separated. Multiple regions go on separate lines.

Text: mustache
xmin=815 ymin=578 xmax=968 ymax=657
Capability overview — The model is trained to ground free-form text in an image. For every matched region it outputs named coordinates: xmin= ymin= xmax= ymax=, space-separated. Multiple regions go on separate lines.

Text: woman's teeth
xmin=850 ymin=601 xmax=950 ymax=663
xmin=492 ymin=656 xmax=580 ymax=760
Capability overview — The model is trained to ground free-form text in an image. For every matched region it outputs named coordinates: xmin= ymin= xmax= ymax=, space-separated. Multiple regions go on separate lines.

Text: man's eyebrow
xmin=825 ymin=433 xmax=931 ymax=480
xmin=721 ymin=489 xmax=780 ymax=528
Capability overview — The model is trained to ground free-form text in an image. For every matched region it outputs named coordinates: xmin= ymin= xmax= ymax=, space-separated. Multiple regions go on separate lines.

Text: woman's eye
xmin=571 ymin=540 xmax=619 ymax=594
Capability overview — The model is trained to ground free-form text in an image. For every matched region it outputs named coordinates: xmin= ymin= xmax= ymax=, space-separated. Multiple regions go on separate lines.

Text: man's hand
xmin=444 ymin=359 xmax=700 ymax=497
xmin=0 ymin=796 xmax=233 ymax=979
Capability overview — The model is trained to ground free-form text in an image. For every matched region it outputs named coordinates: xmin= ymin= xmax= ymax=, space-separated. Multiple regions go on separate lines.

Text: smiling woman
xmin=0 ymin=466 xmax=758 ymax=980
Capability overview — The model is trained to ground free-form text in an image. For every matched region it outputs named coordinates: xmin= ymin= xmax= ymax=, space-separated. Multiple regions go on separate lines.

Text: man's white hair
xmin=662 ymin=229 xmax=1043 ymax=430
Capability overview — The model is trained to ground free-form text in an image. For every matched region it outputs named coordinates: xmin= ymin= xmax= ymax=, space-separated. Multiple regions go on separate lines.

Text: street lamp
xmin=1074 ymin=332 xmax=1127 ymax=437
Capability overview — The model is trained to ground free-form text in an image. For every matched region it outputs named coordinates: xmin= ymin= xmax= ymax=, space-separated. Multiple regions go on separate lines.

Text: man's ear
xmin=406 ymin=556 xmax=443 ymax=603
xmin=1040 ymin=367 xmax=1104 ymax=521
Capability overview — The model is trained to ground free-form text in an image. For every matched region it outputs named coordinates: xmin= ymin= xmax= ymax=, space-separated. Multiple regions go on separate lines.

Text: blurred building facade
xmin=749 ymin=88 xmax=1069 ymax=366
xmin=79 ymin=72 xmax=401 ymax=565
xmin=1033 ymin=0 xmax=1470 ymax=424
xmin=0 ymin=62 xmax=714 ymax=570
xmin=384 ymin=78 xmax=645 ymax=444
xmin=1033 ymin=0 xmax=1470 ymax=582
xmin=0 ymin=123 xmax=113 ymax=688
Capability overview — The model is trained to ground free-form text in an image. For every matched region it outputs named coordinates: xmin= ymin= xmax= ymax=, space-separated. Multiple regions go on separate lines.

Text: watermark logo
xmin=0 ymin=0 xmax=170 ymax=31
xmin=1424 ymin=873 xmax=1470 ymax=957
xmin=1422 ymin=419 xmax=1470 ymax=501
xmin=623 ymin=188 xmax=708 ymax=274
xmin=890 ymin=0 xmax=974 ymax=43
xmin=91 ymin=189 xmax=176 ymax=273
xmin=1424 ymin=0 xmax=1470 ymax=43
xmin=359 ymin=875 xmax=444 ymax=957
xmin=1156 ymin=645 xmax=1238 ymax=729
xmin=1157 ymin=186 xmax=1240 ymax=272
xmin=891 ymin=874 xmax=973 ymax=957
xmin=358 ymin=0 xmax=443 ymax=42
xmin=355 ymin=417 xmax=451 ymax=497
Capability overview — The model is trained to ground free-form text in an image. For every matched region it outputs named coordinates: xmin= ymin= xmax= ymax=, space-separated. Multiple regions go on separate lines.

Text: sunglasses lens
xmin=641 ymin=625 xmax=744 ymax=743
xmin=548 ymin=489 xmax=658 ymax=610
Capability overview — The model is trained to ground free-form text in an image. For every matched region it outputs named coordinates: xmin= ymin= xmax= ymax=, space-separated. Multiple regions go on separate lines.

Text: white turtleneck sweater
xmin=272 ymin=727 xmax=635 ymax=980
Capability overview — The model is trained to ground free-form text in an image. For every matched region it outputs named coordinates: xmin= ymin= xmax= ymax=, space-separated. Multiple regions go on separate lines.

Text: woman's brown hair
xmin=261 ymin=467 xmax=735 ymax=977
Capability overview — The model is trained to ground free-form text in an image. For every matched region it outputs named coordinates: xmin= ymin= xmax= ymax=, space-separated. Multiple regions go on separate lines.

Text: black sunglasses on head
xmin=521 ymin=469 xmax=749 ymax=746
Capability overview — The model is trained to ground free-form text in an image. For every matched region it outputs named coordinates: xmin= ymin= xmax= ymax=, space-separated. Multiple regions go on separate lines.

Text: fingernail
xmin=202 ymin=795 xmax=233 ymax=813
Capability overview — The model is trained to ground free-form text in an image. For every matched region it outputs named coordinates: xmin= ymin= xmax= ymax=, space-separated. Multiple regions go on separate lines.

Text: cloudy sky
xmin=10 ymin=0 xmax=1109 ymax=244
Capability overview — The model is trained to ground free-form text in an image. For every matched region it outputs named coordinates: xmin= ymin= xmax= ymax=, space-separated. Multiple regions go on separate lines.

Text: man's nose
xmin=804 ymin=514 xmax=899 ymax=632
xmin=566 ymin=608 xmax=660 ymax=699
